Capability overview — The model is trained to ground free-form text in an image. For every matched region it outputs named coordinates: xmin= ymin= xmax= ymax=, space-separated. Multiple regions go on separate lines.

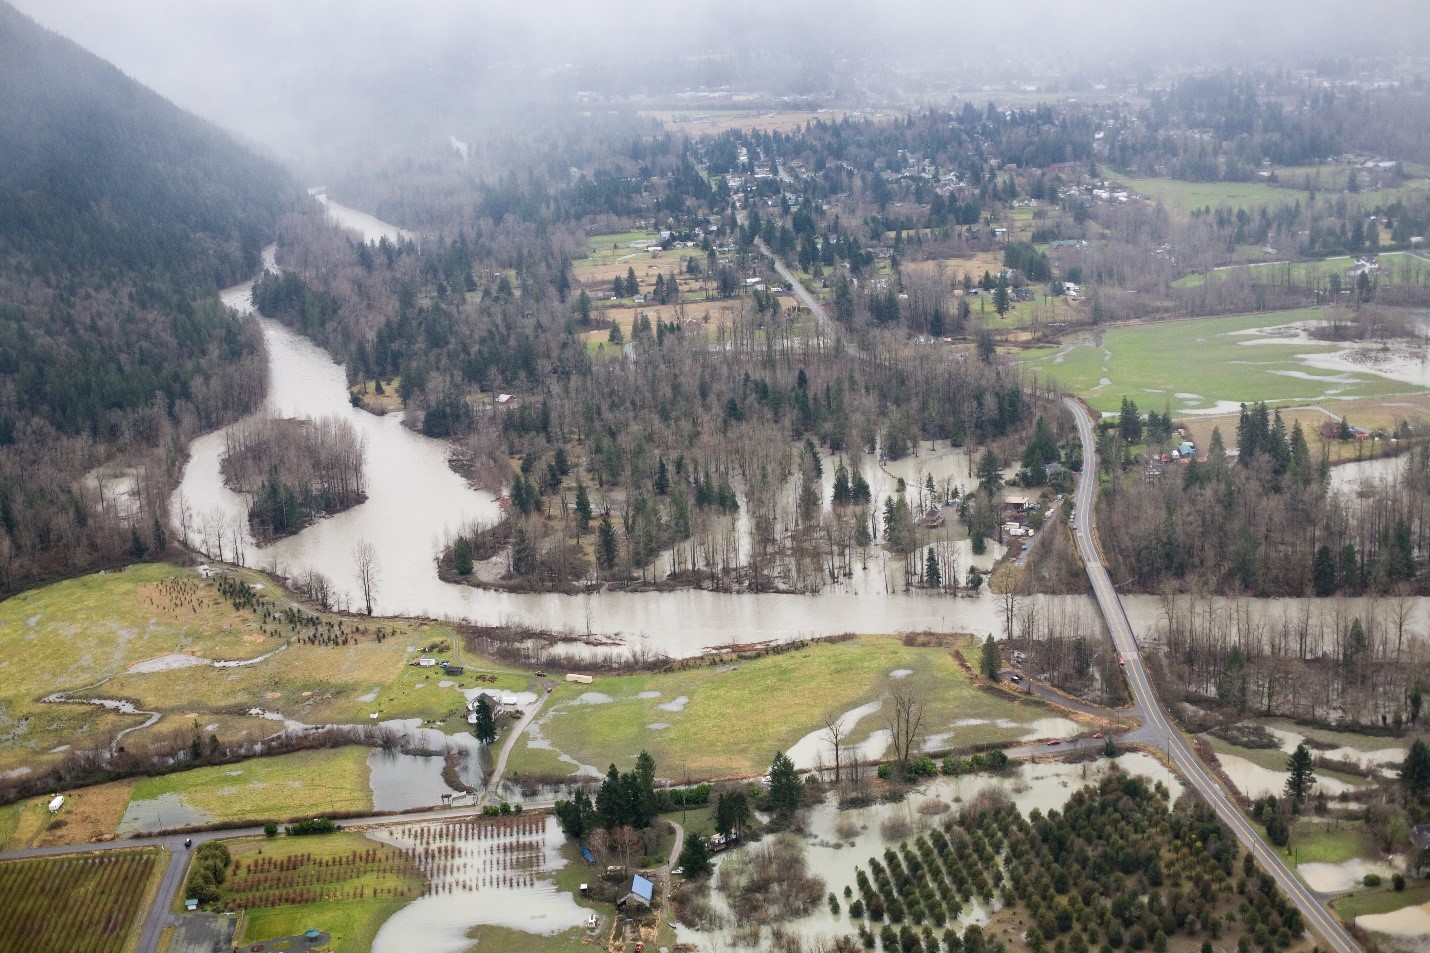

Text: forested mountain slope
xmin=0 ymin=1 xmax=292 ymax=592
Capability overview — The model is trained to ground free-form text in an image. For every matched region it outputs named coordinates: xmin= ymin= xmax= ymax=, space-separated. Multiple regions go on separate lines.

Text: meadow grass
xmin=1171 ymin=252 xmax=1425 ymax=289
xmin=223 ymin=831 xmax=422 ymax=953
xmin=0 ymin=563 xmax=279 ymax=769
xmin=1116 ymin=175 xmax=1308 ymax=213
xmin=0 ymin=563 xmax=501 ymax=771
xmin=507 ymin=635 xmax=1050 ymax=780
xmin=1332 ymin=885 xmax=1430 ymax=920
xmin=1020 ymin=308 xmax=1418 ymax=414
xmin=1288 ymin=820 xmax=1373 ymax=864
xmin=126 ymin=747 xmax=374 ymax=825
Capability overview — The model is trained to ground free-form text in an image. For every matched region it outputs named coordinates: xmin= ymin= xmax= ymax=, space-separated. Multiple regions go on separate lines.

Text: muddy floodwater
xmin=369 ymin=813 xmax=589 ymax=953
xmin=678 ymin=753 xmax=1180 ymax=951
xmin=172 ymin=213 xmax=1056 ymax=658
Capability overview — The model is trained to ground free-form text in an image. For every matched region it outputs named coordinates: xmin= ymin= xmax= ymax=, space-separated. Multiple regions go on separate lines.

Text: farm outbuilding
xmin=617 ymin=874 xmax=655 ymax=909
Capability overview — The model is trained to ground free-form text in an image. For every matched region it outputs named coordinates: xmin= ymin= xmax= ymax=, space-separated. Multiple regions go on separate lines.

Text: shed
xmin=185 ymin=899 xmax=198 ymax=912
xmin=566 ymin=673 xmax=594 ymax=685
xmin=617 ymin=874 xmax=655 ymax=909
xmin=581 ymin=845 xmax=596 ymax=865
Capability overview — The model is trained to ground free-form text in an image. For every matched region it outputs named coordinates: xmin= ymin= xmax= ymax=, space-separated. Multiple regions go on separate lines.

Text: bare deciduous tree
xmin=353 ymin=540 xmax=379 ymax=615
xmin=821 ymin=711 xmax=848 ymax=784
xmin=887 ymin=686 xmax=925 ymax=773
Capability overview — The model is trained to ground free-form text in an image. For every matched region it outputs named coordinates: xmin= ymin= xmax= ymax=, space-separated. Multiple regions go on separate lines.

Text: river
xmin=171 ymin=203 xmax=1030 ymax=658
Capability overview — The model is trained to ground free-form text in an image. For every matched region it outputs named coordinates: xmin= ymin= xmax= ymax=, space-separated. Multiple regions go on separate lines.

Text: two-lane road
xmin=1063 ymin=396 xmax=1360 ymax=953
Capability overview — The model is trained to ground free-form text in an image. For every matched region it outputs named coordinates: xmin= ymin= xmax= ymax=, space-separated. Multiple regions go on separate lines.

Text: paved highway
xmin=1063 ymin=396 xmax=1360 ymax=953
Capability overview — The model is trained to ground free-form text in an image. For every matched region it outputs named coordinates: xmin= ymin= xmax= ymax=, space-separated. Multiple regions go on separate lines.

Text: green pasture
xmin=505 ymin=635 xmax=1053 ymax=781
xmin=1173 ymin=252 xmax=1426 ymax=290
xmin=126 ymin=747 xmax=374 ymax=826
xmin=1020 ymin=308 xmax=1419 ymax=415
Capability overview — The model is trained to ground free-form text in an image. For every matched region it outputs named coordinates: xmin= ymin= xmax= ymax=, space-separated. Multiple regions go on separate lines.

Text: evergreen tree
xmin=832 ymin=460 xmax=852 ymax=506
xmin=677 ymin=829 xmax=712 ymax=877
xmin=453 ymin=535 xmax=474 ymax=575
xmin=1218 ymin=645 xmax=1248 ymax=712
xmin=1285 ymin=743 xmax=1315 ymax=810
xmin=715 ymin=788 xmax=751 ymax=837
xmin=596 ymin=512 xmax=619 ymax=571
xmin=1312 ymin=544 xmax=1337 ymax=596
xmin=472 ymin=696 xmax=496 ymax=745
xmin=1118 ymin=397 xmax=1143 ymax=444
xmin=1401 ymin=739 xmax=1430 ymax=807
xmin=767 ymin=751 xmax=802 ymax=819
xmin=976 ymin=449 xmax=1002 ymax=496
xmin=924 ymin=549 xmax=942 ymax=588
xmin=573 ymin=481 xmax=592 ymax=534
xmin=980 ymin=634 xmax=1002 ymax=680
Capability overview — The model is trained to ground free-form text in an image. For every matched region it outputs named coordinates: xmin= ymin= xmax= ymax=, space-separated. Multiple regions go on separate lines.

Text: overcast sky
xmin=10 ymin=0 xmax=1429 ymax=175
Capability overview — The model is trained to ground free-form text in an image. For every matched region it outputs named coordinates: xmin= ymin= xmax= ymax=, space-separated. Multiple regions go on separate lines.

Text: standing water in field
xmin=677 ymin=753 xmax=1182 ymax=950
xmin=369 ymin=813 xmax=589 ymax=953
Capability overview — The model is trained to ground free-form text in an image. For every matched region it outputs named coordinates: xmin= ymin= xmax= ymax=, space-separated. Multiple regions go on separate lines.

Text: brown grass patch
xmin=32 ymin=779 xmax=136 ymax=847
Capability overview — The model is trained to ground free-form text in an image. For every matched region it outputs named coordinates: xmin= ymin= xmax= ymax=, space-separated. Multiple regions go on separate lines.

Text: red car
xmin=1118 ymin=657 xmax=1126 ymax=666
xmin=1046 ymin=739 xmax=1061 ymax=746
xmin=1092 ymin=732 xmax=1104 ymax=739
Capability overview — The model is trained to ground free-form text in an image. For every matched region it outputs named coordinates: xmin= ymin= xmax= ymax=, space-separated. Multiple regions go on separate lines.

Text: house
xmin=617 ymin=874 xmax=655 ymax=910
xmin=921 ymin=508 xmax=946 ymax=528
xmin=1177 ymin=441 xmax=1196 ymax=458
xmin=495 ymin=393 xmax=516 ymax=407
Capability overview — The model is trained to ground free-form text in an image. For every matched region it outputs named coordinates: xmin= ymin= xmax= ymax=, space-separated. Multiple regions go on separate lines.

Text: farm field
xmin=504 ymin=635 xmax=1064 ymax=782
xmin=120 ymin=747 xmax=374 ymax=833
xmin=219 ymin=831 xmax=422 ymax=952
xmin=1116 ymin=174 xmax=1314 ymax=213
xmin=1 ymin=780 xmax=136 ymax=850
xmin=1172 ymin=251 xmax=1429 ymax=289
xmin=0 ymin=562 xmax=505 ymax=776
xmin=0 ymin=848 xmax=164 ymax=953
xmin=1020 ymin=308 xmax=1424 ymax=416
xmin=0 ymin=563 xmax=279 ymax=771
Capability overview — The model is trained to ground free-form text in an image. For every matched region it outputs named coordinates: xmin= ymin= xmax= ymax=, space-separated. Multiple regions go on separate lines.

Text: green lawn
xmin=1332 ymin=884 xmax=1430 ymax=920
xmin=1020 ymin=308 xmax=1419 ymax=414
xmin=1289 ymin=821 xmax=1373 ymax=864
xmin=127 ymin=747 xmax=375 ymax=826
xmin=222 ymin=831 xmax=422 ymax=952
xmin=1116 ymin=175 xmax=1312 ymax=213
xmin=506 ymin=635 xmax=1052 ymax=781
xmin=1172 ymin=252 xmax=1425 ymax=290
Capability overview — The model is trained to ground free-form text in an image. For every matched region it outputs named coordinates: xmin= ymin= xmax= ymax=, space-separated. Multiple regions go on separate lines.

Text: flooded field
xmin=678 ymin=752 xmax=1180 ymax=950
xmin=369 ymin=813 xmax=589 ymax=953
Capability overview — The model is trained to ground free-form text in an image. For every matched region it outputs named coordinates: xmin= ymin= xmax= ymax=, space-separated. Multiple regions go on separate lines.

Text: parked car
xmin=1046 ymin=739 xmax=1061 ymax=746
xmin=1092 ymin=732 xmax=1104 ymax=739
